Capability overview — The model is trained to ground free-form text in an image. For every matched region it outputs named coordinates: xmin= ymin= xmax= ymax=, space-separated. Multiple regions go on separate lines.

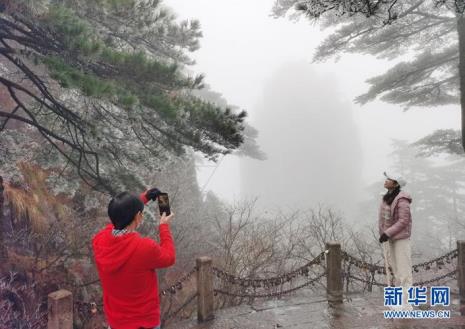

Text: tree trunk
xmin=0 ymin=176 xmax=7 ymax=265
xmin=457 ymin=15 xmax=465 ymax=151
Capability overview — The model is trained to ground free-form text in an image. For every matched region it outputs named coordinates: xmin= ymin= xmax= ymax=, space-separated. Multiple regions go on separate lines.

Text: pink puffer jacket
xmin=378 ymin=191 xmax=412 ymax=240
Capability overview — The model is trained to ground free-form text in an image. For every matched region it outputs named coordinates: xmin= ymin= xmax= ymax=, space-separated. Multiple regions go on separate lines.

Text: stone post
xmin=326 ymin=241 xmax=343 ymax=304
xmin=196 ymin=257 xmax=214 ymax=322
xmin=458 ymin=240 xmax=465 ymax=316
xmin=47 ymin=289 xmax=73 ymax=329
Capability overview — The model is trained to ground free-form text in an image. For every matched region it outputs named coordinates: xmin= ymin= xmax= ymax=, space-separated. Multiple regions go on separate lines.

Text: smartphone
xmin=157 ymin=193 xmax=171 ymax=216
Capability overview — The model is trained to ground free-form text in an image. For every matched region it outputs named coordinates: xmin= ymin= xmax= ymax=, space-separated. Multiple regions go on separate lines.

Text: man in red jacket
xmin=92 ymin=188 xmax=175 ymax=329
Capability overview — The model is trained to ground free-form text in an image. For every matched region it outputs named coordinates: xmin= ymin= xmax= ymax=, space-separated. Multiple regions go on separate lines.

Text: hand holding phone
xmin=160 ymin=211 xmax=174 ymax=225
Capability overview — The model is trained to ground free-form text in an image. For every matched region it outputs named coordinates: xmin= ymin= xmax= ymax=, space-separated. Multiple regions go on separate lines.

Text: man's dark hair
xmin=108 ymin=192 xmax=144 ymax=230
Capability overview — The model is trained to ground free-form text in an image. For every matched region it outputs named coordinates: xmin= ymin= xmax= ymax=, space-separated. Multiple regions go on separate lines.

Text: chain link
xmin=343 ymin=268 xmax=458 ymax=287
xmin=343 ymin=272 xmax=385 ymax=287
xmin=214 ymin=272 xmax=326 ymax=299
xmin=413 ymin=269 xmax=457 ymax=286
xmin=341 ymin=248 xmax=458 ymax=274
xmin=341 ymin=251 xmax=385 ymax=274
xmin=412 ymin=249 xmax=458 ymax=272
xmin=161 ymin=293 xmax=198 ymax=324
xmin=212 ymin=251 xmax=326 ymax=288
xmin=160 ymin=267 xmax=198 ymax=296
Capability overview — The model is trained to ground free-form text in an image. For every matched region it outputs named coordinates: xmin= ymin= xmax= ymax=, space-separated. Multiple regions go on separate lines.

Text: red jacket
xmin=92 ymin=195 xmax=175 ymax=329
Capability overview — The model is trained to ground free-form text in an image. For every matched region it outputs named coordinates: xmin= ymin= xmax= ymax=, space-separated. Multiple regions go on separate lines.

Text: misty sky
xmin=165 ymin=0 xmax=460 ymax=203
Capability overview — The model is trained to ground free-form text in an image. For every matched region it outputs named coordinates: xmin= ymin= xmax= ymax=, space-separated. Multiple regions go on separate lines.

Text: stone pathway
xmin=165 ymin=292 xmax=465 ymax=329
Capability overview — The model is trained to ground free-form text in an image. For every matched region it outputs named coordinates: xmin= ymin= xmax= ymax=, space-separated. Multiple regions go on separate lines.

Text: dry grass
xmin=4 ymin=184 xmax=48 ymax=233
xmin=3 ymin=162 xmax=71 ymax=234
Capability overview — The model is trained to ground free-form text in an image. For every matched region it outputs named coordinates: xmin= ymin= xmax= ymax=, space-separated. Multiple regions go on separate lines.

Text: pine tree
xmin=273 ymin=0 xmax=465 ymax=151
xmin=0 ymin=0 xmax=248 ymax=193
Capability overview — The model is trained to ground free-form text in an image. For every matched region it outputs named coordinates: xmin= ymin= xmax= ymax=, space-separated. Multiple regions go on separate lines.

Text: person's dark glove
xmin=145 ymin=188 xmax=162 ymax=201
xmin=379 ymin=233 xmax=389 ymax=243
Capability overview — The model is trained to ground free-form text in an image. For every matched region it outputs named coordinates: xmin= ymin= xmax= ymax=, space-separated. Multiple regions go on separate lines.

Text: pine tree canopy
xmin=0 ymin=0 xmax=248 ymax=193
xmin=274 ymin=0 xmax=465 ymax=152
xmin=274 ymin=0 xmax=462 ymax=107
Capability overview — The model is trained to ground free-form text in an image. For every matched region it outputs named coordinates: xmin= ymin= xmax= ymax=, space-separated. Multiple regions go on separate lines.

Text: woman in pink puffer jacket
xmin=378 ymin=172 xmax=413 ymax=310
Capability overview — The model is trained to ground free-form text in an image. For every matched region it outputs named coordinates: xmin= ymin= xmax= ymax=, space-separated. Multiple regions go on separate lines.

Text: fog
xmin=240 ymin=61 xmax=362 ymax=217
xmin=165 ymin=0 xmax=460 ymax=216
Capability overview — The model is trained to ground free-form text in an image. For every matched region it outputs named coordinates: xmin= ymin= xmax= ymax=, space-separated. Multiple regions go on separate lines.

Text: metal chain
xmin=344 ymin=268 xmax=458 ymax=287
xmin=212 ymin=251 xmax=326 ymax=288
xmin=214 ymin=272 xmax=326 ymax=299
xmin=71 ymin=249 xmax=458 ymax=316
xmin=341 ymin=248 xmax=458 ymax=274
xmin=412 ymin=249 xmax=458 ymax=272
xmin=343 ymin=272 xmax=385 ymax=287
xmin=160 ymin=267 xmax=198 ymax=296
xmin=161 ymin=293 xmax=198 ymax=324
xmin=341 ymin=251 xmax=385 ymax=273
xmin=413 ymin=269 xmax=457 ymax=286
